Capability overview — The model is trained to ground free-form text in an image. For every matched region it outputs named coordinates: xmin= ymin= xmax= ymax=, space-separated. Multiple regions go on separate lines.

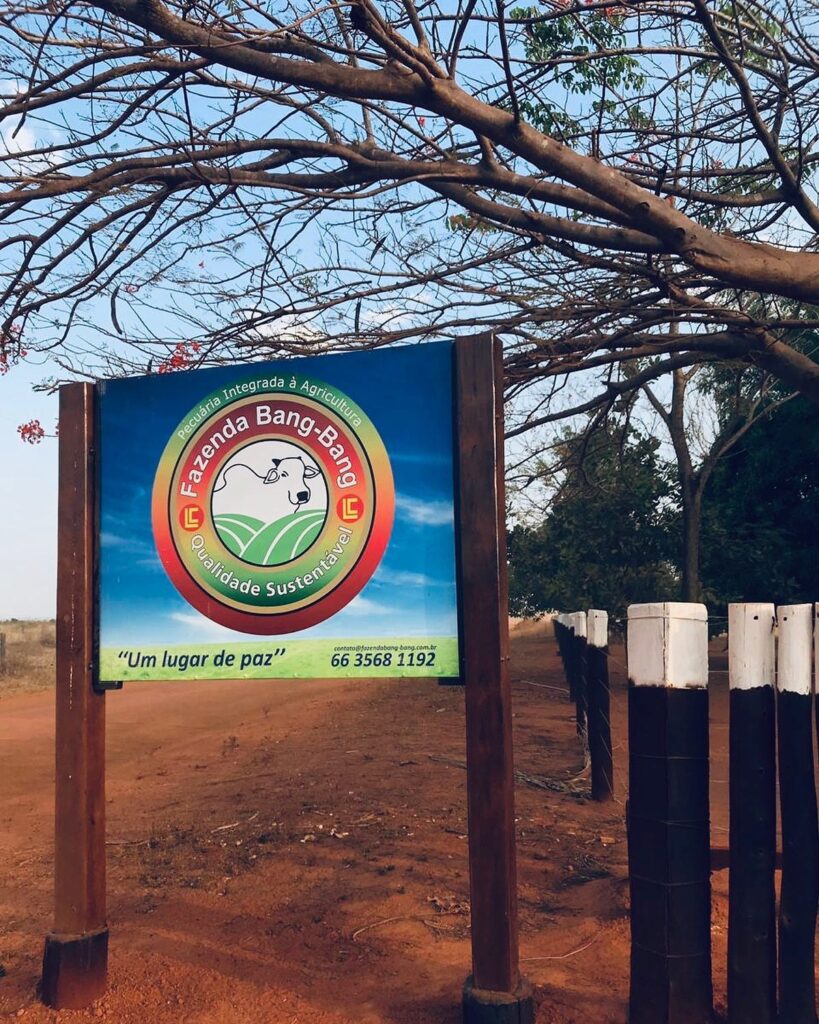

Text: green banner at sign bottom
xmin=100 ymin=636 xmax=460 ymax=682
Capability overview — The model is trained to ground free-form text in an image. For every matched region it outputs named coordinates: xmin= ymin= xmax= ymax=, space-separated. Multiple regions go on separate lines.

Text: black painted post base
xmin=41 ymin=926 xmax=108 ymax=1009
xmin=627 ymin=603 xmax=712 ymax=1024
xmin=463 ymin=976 xmax=534 ymax=1024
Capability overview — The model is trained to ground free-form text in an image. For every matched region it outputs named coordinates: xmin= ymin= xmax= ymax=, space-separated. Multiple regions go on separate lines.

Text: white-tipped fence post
xmin=561 ymin=613 xmax=573 ymax=702
xmin=564 ymin=614 xmax=578 ymax=705
xmin=570 ymin=612 xmax=588 ymax=742
xmin=627 ymin=602 xmax=712 ymax=1024
xmin=816 ymin=603 xmax=819 ymax=759
xmin=776 ymin=604 xmax=818 ymax=1024
xmin=816 ymin=603 xmax=819 ymax=766
xmin=587 ymin=610 xmax=613 ymax=802
xmin=554 ymin=614 xmax=570 ymax=689
xmin=728 ymin=603 xmax=776 ymax=1024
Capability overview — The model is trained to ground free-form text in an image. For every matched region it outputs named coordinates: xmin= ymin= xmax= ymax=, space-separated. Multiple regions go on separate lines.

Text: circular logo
xmin=152 ymin=372 xmax=395 ymax=634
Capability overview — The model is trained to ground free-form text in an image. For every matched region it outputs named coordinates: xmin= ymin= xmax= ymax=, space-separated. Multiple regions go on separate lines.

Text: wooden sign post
xmin=41 ymin=383 xmax=108 ymax=1008
xmin=456 ymin=336 xmax=532 ymax=1024
xmin=39 ymin=341 xmax=529 ymax=1022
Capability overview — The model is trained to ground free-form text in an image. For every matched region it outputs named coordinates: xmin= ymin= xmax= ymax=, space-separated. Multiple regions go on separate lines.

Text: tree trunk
xmin=680 ymin=484 xmax=703 ymax=602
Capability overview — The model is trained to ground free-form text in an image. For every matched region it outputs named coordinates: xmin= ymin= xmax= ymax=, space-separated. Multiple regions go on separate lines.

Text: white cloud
xmin=101 ymin=531 xmax=156 ymax=555
xmin=239 ymin=312 xmax=327 ymax=347
xmin=100 ymin=532 xmax=158 ymax=561
xmin=100 ymin=532 xmax=128 ymax=548
xmin=0 ymin=81 xmax=66 ymax=175
xmin=341 ymin=595 xmax=391 ymax=616
xmin=395 ymin=493 xmax=453 ymax=527
xmin=168 ymin=611 xmax=252 ymax=639
xmin=134 ymin=556 xmax=165 ymax=573
xmin=1 ymin=121 xmax=35 ymax=155
xmin=0 ymin=118 xmax=62 ymax=174
xmin=374 ymin=566 xmax=452 ymax=589
xmin=360 ymin=304 xmax=411 ymax=329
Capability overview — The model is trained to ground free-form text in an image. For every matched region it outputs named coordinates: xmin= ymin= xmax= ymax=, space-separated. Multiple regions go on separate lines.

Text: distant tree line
xmin=508 ymin=394 xmax=819 ymax=623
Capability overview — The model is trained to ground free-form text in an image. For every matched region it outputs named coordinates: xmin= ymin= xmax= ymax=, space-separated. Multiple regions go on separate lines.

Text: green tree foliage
xmin=512 ymin=393 xmax=819 ymax=622
xmin=700 ymin=397 xmax=819 ymax=611
xmin=508 ymin=421 xmax=677 ymax=621
xmin=511 ymin=4 xmax=645 ymax=143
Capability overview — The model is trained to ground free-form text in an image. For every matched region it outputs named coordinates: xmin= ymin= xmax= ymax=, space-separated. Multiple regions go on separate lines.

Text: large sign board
xmin=97 ymin=342 xmax=460 ymax=683
xmin=45 ymin=336 xmax=527 ymax=1018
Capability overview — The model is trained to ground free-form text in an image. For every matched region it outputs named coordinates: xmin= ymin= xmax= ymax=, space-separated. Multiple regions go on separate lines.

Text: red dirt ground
xmin=0 ymin=625 xmax=737 ymax=1023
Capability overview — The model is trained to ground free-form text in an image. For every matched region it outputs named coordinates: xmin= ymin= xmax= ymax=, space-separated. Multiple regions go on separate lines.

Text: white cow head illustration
xmin=264 ymin=456 xmax=321 ymax=508
xmin=212 ymin=440 xmax=328 ymax=528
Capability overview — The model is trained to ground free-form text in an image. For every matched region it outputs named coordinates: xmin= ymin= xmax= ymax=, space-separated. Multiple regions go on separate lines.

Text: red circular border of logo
xmin=152 ymin=386 xmax=394 ymax=635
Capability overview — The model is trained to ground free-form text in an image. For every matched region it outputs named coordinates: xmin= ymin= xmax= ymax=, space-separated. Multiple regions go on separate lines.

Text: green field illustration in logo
xmin=214 ymin=510 xmax=325 ymax=567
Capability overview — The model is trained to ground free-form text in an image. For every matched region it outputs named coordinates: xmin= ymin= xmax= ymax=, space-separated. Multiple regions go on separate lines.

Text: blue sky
xmin=0 ymin=362 xmax=58 ymax=619
xmin=97 ymin=341 xmax=459 ymax=647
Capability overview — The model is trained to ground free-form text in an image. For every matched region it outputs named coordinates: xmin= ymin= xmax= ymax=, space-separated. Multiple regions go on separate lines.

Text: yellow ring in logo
xmin=152 ymin=374 xmax=395 ymax=634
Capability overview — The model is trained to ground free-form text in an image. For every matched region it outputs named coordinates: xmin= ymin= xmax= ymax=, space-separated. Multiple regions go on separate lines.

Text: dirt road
xmin=0 ymin=627 xmax=709 ymax=1023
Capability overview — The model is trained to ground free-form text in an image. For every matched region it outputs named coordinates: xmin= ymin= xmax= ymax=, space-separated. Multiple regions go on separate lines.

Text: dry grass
xmin=0 ymin=619 xmax=55 ymax=697
xmin=509 ymin=615 xmax=554 ymax=638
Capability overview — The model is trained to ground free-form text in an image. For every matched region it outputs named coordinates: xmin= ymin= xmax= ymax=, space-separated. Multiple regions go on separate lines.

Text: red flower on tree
xmin=157 ymin=341 xmax=202 ymax=374
xmin=17 ymin=419 xmax=46 ymax=444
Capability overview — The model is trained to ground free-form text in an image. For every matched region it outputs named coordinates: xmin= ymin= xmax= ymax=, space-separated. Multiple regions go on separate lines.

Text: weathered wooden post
xmin=40 ymin=383 xmax=108 ymax=1009
xmin=570 ymin=611 xmax=588 ymax=744
xmin=587 ymin=609 xmax=613 ymax=802
xmin=815 ymin=604 xmax=819 ymax=774
xmin=727 ymin=603 xmax=777 ymax=1024
xmin=557 ymin=613 xmax=572 ymax=697
xmin=556 ymin=614 xmax=573 ymax=700
xmin=627 ymin=602 xmax=712 ymax=1024
xmin=0 ymin=631 xmax=6 ymax=676
xmin=456 ymin=335 xmax=533 ymax=1024
xmin=554 ymin=614 xmax=567 ymax=679
xmin=776 ymin=603 xmax=818 ymax=1024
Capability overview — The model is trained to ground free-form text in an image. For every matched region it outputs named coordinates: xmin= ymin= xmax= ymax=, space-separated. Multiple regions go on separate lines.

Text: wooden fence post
xmin=563 ymin=614 xmax=577 ymax=704
xmin=571 ymin=612 xmax=588 ymax=744
xmin=727 ymin=603 xmax=777 ymax=1024
xmin=456 ymin=336 xmax=533 ymax=1024
xmin=0 ymin=631 xmax=6 ymax=675
xmin=626 ymin=602 xmax=712 ymax=1024
xmin=556 ymin=614 xmax=573 ymax=701
xmin=776 ymin=603 xmax=818 ymax=1024
xmin=816 ymin=603 xmax=819 ymax=787
xmin=554 ymin=615 xmax=567 ymax=679
xmin=41 ymin=383 xmax=108 ymax=1009
xmin=587 ymin=610 xmax=613 ymax=802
